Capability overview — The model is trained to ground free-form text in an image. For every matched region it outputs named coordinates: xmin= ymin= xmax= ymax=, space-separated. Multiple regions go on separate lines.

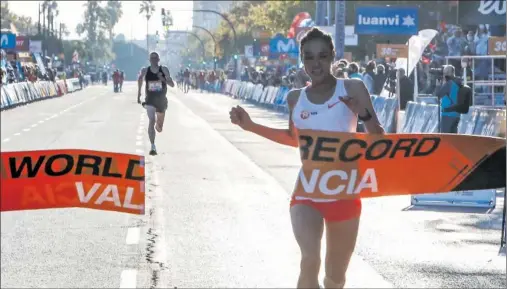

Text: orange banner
xmin=1 ymin=149 xmax=145 ymax=214
xmin=376 ymin=44 xmax=408 ymax=58
xmin=488 ymin=36 xmax=506 ymax=56
xmin=293 ymin=130 xmax=506 ymax=200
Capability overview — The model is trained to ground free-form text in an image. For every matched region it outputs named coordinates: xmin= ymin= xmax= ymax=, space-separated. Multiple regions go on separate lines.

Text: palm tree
xmin=139 ymin=0 xmax=156 ymax=53
xmin=106 ymin=0 xmax=123 ymax=41
xmin=60 ymin=23 xmax=70 ymax=38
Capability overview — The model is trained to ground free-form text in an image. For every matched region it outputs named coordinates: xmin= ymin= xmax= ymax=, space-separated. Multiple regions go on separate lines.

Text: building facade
xmin=192 ymin=1 xmax=238 ymax=32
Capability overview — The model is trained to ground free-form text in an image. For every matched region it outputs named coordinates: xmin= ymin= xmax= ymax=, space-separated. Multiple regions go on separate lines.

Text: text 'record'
xmin=294 ymin=130 xmax=506 ymax=200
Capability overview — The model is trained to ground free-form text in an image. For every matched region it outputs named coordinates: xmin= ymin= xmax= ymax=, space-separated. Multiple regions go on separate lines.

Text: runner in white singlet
xmin=229 ymin=27 xmax=385 ymax=288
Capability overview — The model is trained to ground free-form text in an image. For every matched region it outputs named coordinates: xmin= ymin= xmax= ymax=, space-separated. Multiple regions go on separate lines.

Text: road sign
xmin=244 ymin=45 xmax=253 ymax=58
xmin=0 ymin=33 xmax=16 ymax=49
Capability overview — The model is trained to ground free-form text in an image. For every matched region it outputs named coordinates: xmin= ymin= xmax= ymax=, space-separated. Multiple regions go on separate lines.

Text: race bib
xmin=148 ymin=81 xmax=162 ymax=92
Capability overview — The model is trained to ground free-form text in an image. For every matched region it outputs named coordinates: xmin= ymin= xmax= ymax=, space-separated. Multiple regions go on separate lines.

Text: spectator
xmin=474 ymin=24 xmax=490 ymax=56
xmin=363 ymin=60 xmax=376 ymax=94
xmin=397 ymin=68 xmax=414 ymax=110
xmin=347 ymin=62 xmax=363 ymax=80
xmin=436 ymin=65 xmax=461 ymax=133
xmin=373 ymin=64 xmax=387 ymax=95
xmin=464 ymin=30 xmax=476 ymax=55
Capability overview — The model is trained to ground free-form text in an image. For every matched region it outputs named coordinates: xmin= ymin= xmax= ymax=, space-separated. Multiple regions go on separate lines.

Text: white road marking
xmin=31 ymin=124 xmax=38 ymax=128
xmin=38 ymin=120 xmax=44 ymax=124
xmin=136 ymin=135 xmax=143 ymax=140
xmin=2 ymin=138 xmax=10 ymax=143
xmin=135 ymin=141 xmax=143 ymax=146
xmin=14 ymin=133 xmax=21 ymax=136
xmin=119 ymin=269 xmax=137 ymax=288
xmin=23 ymin=128 xmax=30 ymax=132
xmin=135 ymin=149 xmax=144 ymax=155
xmin=125 ymin=227 xmax=140 ymax=245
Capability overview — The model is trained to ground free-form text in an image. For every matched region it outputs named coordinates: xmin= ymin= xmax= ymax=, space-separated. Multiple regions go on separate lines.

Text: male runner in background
xmin=137 ymin=51 xmax=174 ymax=155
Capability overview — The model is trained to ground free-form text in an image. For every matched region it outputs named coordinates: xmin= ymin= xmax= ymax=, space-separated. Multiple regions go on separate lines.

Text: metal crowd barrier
xmin=0 ymin=78 xmax=84 ymax=110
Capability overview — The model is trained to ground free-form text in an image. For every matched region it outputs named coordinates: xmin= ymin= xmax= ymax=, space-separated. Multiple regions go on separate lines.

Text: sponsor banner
xmin=458 ymin=0 xmax=506 ymax=25
xmin=269 ymin=35 xmax=298 ymax=58
xmin=1 ymin=149 xmax=145 ymax=215
xmin=317 ymin=26 xmax=358 ymax=46
xmin=292 ymin=130 xmax=505 ymax=200
xmin=29 ymin=40 xmax=42 ymax=53
xmin=15 ymin=35 xmax=29 ymax=52
xmin=295 ymin=26 xmax=358 ymax=47
xmin=0 ymin=32 xmax=16 ymax=49
xmin=355 ymin=6 xmax=418 ymax=35
xmin=33 ymin=52 xmax=47 ymax=75
xmin=488 ymin=36 xmax=506 ymax=56
xmin=376 ymin=44 xmax=408 ymax=58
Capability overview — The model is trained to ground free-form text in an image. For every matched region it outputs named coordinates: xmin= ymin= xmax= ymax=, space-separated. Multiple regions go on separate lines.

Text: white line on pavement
xmin=2 ymin=138 xmax=10 ymax=142
xmin=119 ymin=269 xmax=137 ymax=288
xmin=31 ymin=124 xmax=38 ymax=128
xmin=125 ymin=228 xmax=140 ymax=245
xmin=135 ymin=149 xmax=144 ymax=155
xmin=135 ymin=141 xmax=143 ymax=146
xmin=38 ymin=120 xmax=44 ymax=124
xmin=136 ymin=135 xmax=143 ymax=140
xmin=22 ymin=128 xmax=30 ymax=132
xmin=14 ymin=133 xmax=21 ymax=136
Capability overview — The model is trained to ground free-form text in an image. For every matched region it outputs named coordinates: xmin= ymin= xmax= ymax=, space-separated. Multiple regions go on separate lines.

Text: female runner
xmin=229 ymin=28 xmax=384 ymax=288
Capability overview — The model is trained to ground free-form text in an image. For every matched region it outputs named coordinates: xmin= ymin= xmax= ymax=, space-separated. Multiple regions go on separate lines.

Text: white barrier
xmin=411 ymin=190 xmax=497 ymax=208
xmin=1 ymin=78 xmax=86 ymax=110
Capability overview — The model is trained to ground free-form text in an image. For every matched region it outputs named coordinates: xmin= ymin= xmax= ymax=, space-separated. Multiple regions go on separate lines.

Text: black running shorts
xmin=145 ymin=95 xmax=168 ymax=113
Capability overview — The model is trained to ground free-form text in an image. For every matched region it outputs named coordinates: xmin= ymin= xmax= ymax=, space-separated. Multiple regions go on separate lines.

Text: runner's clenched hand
xmin=229 ymin=105 xmax=253 ymax=130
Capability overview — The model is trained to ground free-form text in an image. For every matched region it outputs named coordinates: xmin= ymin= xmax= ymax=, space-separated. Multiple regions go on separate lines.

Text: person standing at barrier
xmin=436 ymin=65 xmax=471 ymax=133
xmin=183 ymin=68 xmax=190 ymax=93
xmin=229 ymin=27 xmax=384 ymax=289
xmin=137 ymin=51 xmax=175 ymax=156
xmin=347 ymin=62 xmax=363 ymax=80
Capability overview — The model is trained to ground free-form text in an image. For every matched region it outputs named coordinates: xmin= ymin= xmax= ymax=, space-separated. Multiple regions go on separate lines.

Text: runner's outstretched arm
xmin=230 ymin=90 xmax=300 ymax=148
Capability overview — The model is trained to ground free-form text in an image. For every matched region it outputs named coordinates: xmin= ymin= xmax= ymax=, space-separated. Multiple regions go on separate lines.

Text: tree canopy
xmin=182 ymin=0 xmax=316 ymax=63
xmin=75 ymin=0 xmax=123 ymax=64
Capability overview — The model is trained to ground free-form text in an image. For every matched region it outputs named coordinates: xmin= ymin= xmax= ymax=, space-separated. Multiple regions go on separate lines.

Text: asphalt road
xmin=1 ymin=83 xmax=505 ymax=288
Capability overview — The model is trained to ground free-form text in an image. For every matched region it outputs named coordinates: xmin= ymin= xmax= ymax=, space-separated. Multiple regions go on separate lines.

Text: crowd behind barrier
xmin=221 ymin=79 xmax=506 ymax=137
xmin=221 ymin=79 xmax=506 ymax=209
xmin=1 ymin=77 xmax=84 ymax=110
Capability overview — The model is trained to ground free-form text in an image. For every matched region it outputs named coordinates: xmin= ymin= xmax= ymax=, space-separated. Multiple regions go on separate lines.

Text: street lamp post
xmin=192 ymin=25 xmax=218 ymax=70
xmin=192 ymin=9 xmax=237 ymax=55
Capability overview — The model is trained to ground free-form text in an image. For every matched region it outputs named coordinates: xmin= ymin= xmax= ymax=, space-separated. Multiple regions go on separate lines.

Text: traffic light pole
xmin=192 ymin=25 xmax=218 ymax=70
